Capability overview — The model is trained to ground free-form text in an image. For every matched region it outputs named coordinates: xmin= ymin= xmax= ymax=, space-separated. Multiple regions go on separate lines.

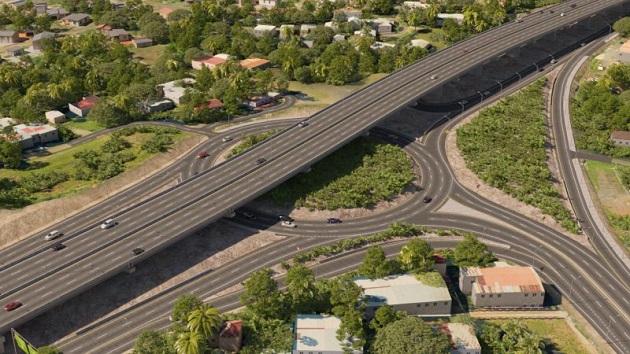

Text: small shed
xmin=132 ymin=37 xmax=153 ymax=48
xmin=45 ymin=110 xmax=67 ymax=124
xmin=6 ymin=47 xmax=25 ymax=57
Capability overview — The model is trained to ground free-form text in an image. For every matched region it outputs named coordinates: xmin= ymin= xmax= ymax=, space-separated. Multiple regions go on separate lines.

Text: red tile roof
xmin=219 ymin=320 xmax=242 ymax=338
xmin=611 ymin=131 xmax=630 ymax=141
xmin=74 ymin=96 xmax=99 ymax=109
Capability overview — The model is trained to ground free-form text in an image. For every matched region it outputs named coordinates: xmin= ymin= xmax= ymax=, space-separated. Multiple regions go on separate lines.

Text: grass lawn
xmin=484 ymin=319 xmax=591 ymax=354
xmin=288 ymin=73 xmax=388 ymax=105
xmin=130 ymin=44 xmax=168 ymax=66
xmin=0 ymin=130 xmax=190 ymax=204
xmin=62 ymin=118 xmax=107 ymax=134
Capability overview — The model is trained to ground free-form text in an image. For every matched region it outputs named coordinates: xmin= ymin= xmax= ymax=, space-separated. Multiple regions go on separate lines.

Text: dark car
xmin=197 ymin=150 xmax=209 ymax=159
xmin=51 ymin=242 xmax=65 ymax=251
xmin=242 ymin=212 xmax=256 ymax=220
xmin=327 ymin=218 xmax=342 ymax=224
xmin=132 ymin=248 xmax=145 ymax=256
xmin=423 ymin=196 xmax=432 ymax=203
xmin=4 ymin=301 xmax=22 ymax=311
xmin=256 ymin=158 xmax=267 ymax=165
xmin=279 ymin=215 xmax=294 ymax=222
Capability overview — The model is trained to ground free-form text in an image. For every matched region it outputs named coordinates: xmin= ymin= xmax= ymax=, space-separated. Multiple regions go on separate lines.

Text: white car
xmin=44 ymin=230 xmax=61 ymax=241
xmin=281 ymin=221 xmax=297 ymax=228
xmin=222 ymin=136 xmax=233 ymax=142
xmin=430 ymin=74 xmax=438 ymax=80
xmin=101 ymin=218 xmax=116 ymax=229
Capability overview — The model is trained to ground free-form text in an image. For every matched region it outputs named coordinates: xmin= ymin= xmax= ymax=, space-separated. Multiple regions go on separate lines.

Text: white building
xmin=354 ymin=273 xmax=452 ymax=317
xmin=444 ymin=323 xmax=481 ymax=354
xmin=618 ymin=39 xmax=630 ymax=63
xmin=156 ymin=78 xmax=196 ymax=106
xmin=293 ymin=314 xmax=362 ymax=354
xmin=437 ymin=13 xmax=464 ymax=26
xmin=45 ymin=110 xmax=66 ymax=124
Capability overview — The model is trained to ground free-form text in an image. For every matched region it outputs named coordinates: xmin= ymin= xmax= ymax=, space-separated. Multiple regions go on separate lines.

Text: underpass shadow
xmin=15 ymin=220 xmax=258 ymax=347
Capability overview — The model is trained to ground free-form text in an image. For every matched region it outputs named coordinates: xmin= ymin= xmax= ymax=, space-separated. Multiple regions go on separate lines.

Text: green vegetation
xmin=372 ymin=317 xmax=451 ymax=354
xmin=226 ymin=129 xmax=281 ymax=158
xmin=0 ymin=126 xmax=183 ymax=208
xmin=457 ymin=78 xmax=578 ymax=233
xmin=61 ymin=119 xmax=107 ymax=133
xmin=413 ymin=271 xmax=446 ymax=288
xmin=265 ymin=136 xmax=414 ymax=210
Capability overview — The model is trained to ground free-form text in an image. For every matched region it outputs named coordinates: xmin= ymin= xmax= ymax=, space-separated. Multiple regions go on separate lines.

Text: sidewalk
xmin=470 ymin=310 xmax=568 ymax=319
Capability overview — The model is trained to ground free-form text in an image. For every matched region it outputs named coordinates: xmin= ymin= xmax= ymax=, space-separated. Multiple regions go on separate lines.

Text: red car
xmin=197 ymin=150 xmax=209 ymax=159
xmin=4 ymin=301 xmax=22 ymax=311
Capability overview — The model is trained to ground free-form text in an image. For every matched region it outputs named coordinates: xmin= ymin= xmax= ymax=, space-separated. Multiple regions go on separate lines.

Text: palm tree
xmin=165 ymin=59 xmax=181 ymax=72
xmin=47 ymin=83 xmax=64 ymax=101
xmin=187 ymin=304 xmax=222 ymax=340
xmin=112 ymin=93 xmax=132 ymax=112
xmin=175 ymin=331 xmax=206 ymax=354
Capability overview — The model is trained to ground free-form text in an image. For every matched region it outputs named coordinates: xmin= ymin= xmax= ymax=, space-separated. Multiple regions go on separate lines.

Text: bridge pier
xmin=363 ymin=130 xmax=370 ymax=137
xmin=0 ymin=334 xmax=5 ymax=354
xmin=224 ymin=208 xmax=236 ymax=218
xmin=303 ymin=165 xmax=312 ymax=173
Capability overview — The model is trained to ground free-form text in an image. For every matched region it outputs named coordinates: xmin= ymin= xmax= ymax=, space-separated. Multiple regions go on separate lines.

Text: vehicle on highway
xmin=279 ymin=215 xmax=294 ymax=222
xmin=459 ymin=49 xmax=468 ymax=54
xmin=327 ymin=218 xmax=342 ymax=224
xmin=44 ymin=230 xmax=61 ymax=241
xmin=560 ymin=12 xmax=564 ymax=17
xmin=197 ymin=150 xmax=209 ymax=159
xmin=256 ymin=158 xmax=266 ymax=165
xmin=222 ymin=136 xmax=233 ymax=142
xmin=51 ymin=243 xmax=65 ymax=251
xmin=132 ymin=248 xmax=144 ymax=256
xmin=516 ymin=18 xmax=523 ymax=23
xmin=298 ymin=121 xmax=309 ymax=127
xmin=281 ymin=221 xmax=296 ymax=228
xmin=242 ymin=212 xmax=256 ymax=220
xmin=101 ymin=218 xmax=116 ymax=229
xmin=4 ymin=301 xmax=22 ymax=311
xmin=430 ymin=74 xmax=438 ymax=80
xmin=423 ymin=196 xmax=432 ymax=203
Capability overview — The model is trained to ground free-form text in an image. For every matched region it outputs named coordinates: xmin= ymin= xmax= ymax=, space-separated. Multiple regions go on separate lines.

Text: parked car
xmin=423 ymin=196 xmax=432 ymax=203
xmin=51 ymin=242 xmax=65 ymax=251
xmin=132 ymin=248 xmax=144 ymax=256
xmin=279 ymin=215 xmax=294 ymax=222
xmin=4 ymin=301 xmax=22 ymax=311
xmin=281 ymin=221 xmax=297 ymax=228
xmin=197 ymin=150 xmax=209 ymax=159
xmin=101 ymin=218 xmax=116 ymax=229
xmin=44 ymin=230 xmax=61 ymax=241
xmin=242 ymin=212 xmax=256 ymax=220
xmin=327 ymin=218 xmax=342 ymax=224
xmin=222 ymin=136 xmax=233 ymax=142
xmin=256 ymin=158 xmax=267 ymax=165
xmin=298 ymin=121 xmax=309 ymax=127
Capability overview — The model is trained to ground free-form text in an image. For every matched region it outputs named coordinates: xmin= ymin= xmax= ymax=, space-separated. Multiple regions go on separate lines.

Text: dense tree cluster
xmin=457 ymin=78 xmax=579 ymax=233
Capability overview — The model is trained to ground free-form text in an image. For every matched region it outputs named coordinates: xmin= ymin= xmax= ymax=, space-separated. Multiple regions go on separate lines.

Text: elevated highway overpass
xmin=1 ymin=0 xmax=628 ymax=338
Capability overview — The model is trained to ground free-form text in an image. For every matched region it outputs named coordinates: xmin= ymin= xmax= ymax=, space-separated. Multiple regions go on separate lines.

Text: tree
xmin=187 ymin=304 xmax=222 ymax=341
xmin=0 ymin=140 xmax=23 ymax=169
xmin=240 ymin=268 xmax=286 ymax=320
xmin=239 ymin=313 xmax=293 ymax=353
xmin=359 ymin=245 xmax=391 ymax=279
xmin=608 ymin=63 xmax=630 ymax=90
xmin=329 ymin=276 xmax=364 ymax=317
xmin=285 ymin=263 xmax=319 ymax=313
xmin=614 ymin=17 xmax=630 ymax=37
xmin=369 ymin=305 xmax=406 ymax=331
xmin=399 ymin=238 xmax=434 ymax=272
xmin=175 ymin=331 xmax=206 ymax=354
xmin=453 ymin=233 xmax=495 ymax=266
xmin=372 ymin=316 xmax=451 ymax=354
xmin=36 ymin=346 xmax=63 ymax=354
xmin=142 ymin=20 xmax=170 ymax=44
xmin=171 ymin=294 xmax=203 ymax=323
xmin=481 ymin=320 xmax=546 ymax=354
xmin=133 ymin=330 xmax=174 ymax=354
xmin=87 ymin=99 xmax=130 ymax=128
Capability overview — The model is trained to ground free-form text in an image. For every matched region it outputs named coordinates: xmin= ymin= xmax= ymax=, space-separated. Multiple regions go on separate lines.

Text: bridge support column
xmin=303 ymin=165 xmax=312 ymax=173
xmin=126 ymin=262 xmax=136 ymax=274
xmin=0 ymin=334 xmax=5 ymax=354
xmin=363 ymin=130 xmax=370 ymax=137
xmin=224 ymin=208 xmax=236 ymax=218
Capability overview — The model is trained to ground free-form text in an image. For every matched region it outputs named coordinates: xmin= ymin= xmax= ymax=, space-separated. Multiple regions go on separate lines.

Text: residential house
xmin=440 ymin=323 xmax=481 ymax=354
xmin=370 ymin=41 xmax=395 ymax=50
xmin=60 ymin=13 xmax=90 ymax=26
xmin=253 ymin=24 xmax=277 ymax=38
xmin=96 ymin=24 xmax=113 ymax=32
xmin=354 ymin=29 xmax=377 ymax=37
xmin=259 ymin=0 xmax=278 ymax=9
xmin=0 ymin=30 xmax=18 ymax=44
xmin=143 ymin=99 xmax=174 ymax=113
xmin=5 ymin=0 xmax=26 ymax=9
xmin=247 ymin=95 xmax=272 ymax=108
xmin=433 ymin=254 xmax=447 ymax=276
xmin=196 ymin=98 xmax=223 ymax=110
xmin=411 ymin=39 xmax=432 ymax=51
xmin=208 ymin=320 xmax=243 ymax=352
xmin=68 ymin=95 xmax=99 ymax=117
xmin=18 ymin=29 xmax=34 ymax=40
xmin=437 ymin=13 xmax=464 ymax=27
xmin=132 ymin=37 xmax=153 ymax=48
xmin=301 ymin=39 xmax=314 ymax=48
xmin=459 ymin=262 xmax=545 ymax=308
xmin=324 ymin=21 xmax=337 ymax=29
xmin=45 ymin=110 xmax=66 ymax=124
xmin=403 ymin=1 xmax=429 ymax=9
xmin=333 ymin=34 xmax=346 ymax=42
xmin=158 ymin=7 xmax=173 ymax=20
xmin=279 ymin=25 xmax=295 ymax=39
xmin=156 ymin=78 xmax=196 ymax=106
xmin=6 ymin=47 xmax=25 ymax=57
xmin=372 ymin=18 xmax=393 ymax=34
xmin=618 ymin=39 xmax=630 ymax=63
xmin=299 ymin=24 xmax=317 ymax=37
xmin=110 ymin=0 xmax=124 ymax=10
xmin=0 ymin=117 xmax=16 ymax=129
xmin=46 ymin=8 xmax=68 ymax=19
xmin=13 ymin=123 xmax=59 ymax=150
xmin=335 ymin=8 xmax=362 ymax=18
xmin=354 ymin=273 xmax=452 ymax=317
xmin=34 ymin=2 xmax=48 ymax=15
xmin=240 ymin=58 xmax=270 ymax=70
xmin=191 ymin=53 xmax=231 ymax=70
xmin=293 ymin=315 xmax=362 ymax=354
xmin=105 ymin=29 xmax=131 ymax=42
xmin=611 ymin=131 xmax=630 ymax=147
xmin=31 ymin=31 xmax=55 ymax=50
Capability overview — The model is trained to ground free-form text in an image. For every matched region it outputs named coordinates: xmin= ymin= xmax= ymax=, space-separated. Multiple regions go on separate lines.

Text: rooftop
xmin=62 ymin=13 xmax=89 ymax=21
xmin=444 ymin=323 xmax=481 ymax=351
xmin=72 ymin=96 xmax=99 ymax=110
xmin=619 ymin=39 xmax=630 ymax=54
xmin=240 ymin=58 xmax=269 ymax=69
xmin=0 ymin=30 xmax=16 ymax=36
xmin=470 ymin=264 xmax=544 ymax=294
xmin=612 ymin=130 xmax=630 ymax=140
xmin=354 ymin=274 xmax=451 ymax=307
xmin=294 ymin=315 xmax=354 ymax=352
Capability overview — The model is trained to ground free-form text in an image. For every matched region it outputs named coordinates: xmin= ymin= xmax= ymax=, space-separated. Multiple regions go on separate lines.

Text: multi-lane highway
xmin=1 ymin=0 xmax=630 ymax=348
